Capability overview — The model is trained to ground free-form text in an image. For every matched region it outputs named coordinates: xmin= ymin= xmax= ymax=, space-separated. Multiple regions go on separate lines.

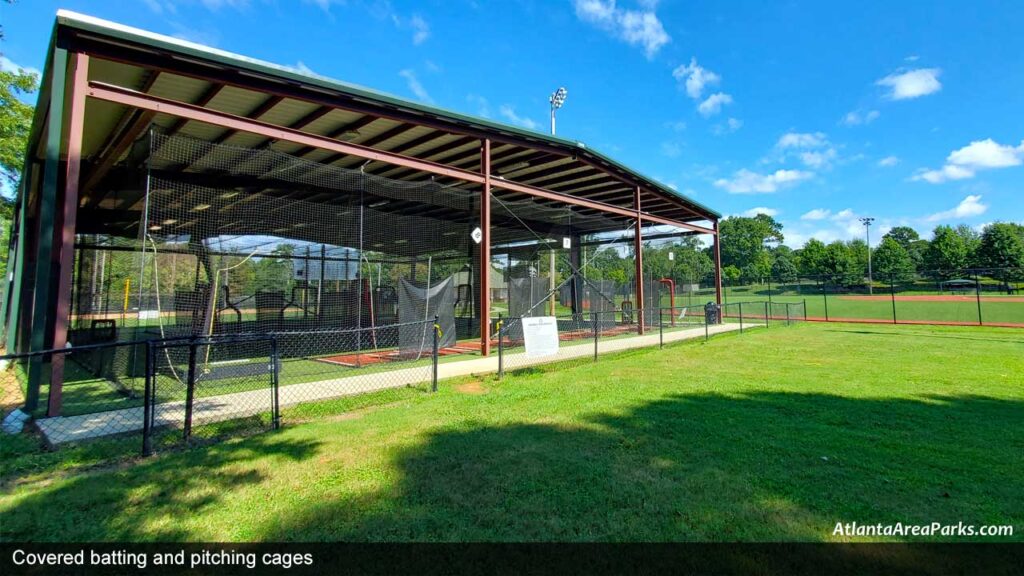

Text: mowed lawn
xmin=1 ymin=323 xmax=1021 ymax=541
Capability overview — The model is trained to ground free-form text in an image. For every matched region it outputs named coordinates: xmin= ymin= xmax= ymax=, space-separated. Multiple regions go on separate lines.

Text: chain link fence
xmin=678 ymin=268 xmax=1023 ymax=328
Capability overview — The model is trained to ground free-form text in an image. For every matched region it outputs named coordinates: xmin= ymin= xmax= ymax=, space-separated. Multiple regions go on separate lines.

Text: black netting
xmin=398 ymin=275 xmax=456 ymax=357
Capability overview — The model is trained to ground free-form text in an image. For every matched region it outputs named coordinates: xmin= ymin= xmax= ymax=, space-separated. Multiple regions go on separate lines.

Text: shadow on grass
xmin=0 ymin=434 xmax=320 ymax=541
xmin=823 ymin=328 xmax=1024 ymax=345
xmin=2 ymin=391 xmax=1021 ymax=545
xmin=255 ymin=391 xmax=1022 ymax=543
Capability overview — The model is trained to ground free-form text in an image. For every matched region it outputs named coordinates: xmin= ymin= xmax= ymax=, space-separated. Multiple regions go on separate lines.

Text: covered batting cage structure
xmin=2 ymin=11 xmax=722 ymax=418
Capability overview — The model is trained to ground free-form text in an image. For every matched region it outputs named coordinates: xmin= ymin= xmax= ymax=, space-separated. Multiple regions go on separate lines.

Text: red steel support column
xmin=634 ymin=186 xmax=645 ymax=335
xmin=48 ymin=53 xmax=89 ymax=416
xmin=479 ymin=139 xmax=492 ymax=356
xmin=713 ymin=219 xmax=723 ymax=310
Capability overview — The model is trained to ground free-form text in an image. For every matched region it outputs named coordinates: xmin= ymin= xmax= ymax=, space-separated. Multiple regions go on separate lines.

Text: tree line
xmin=715 ymin=214 xmax=1024 ymax=287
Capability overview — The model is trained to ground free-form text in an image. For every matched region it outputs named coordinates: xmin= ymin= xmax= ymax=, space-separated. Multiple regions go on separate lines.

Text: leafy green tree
xmin=798 ymin=238 xmax=828 ymax=277
xmin=722 ymin=265 xmax=742 ymax=285
xmin=955 ymin=224 xmax=982 ymax=268
xmin=822 ymin=241 xmax=860 ymax=286
xmin=872 ymin=237 xmax=916 ymax=283
xmin=1 ymin=65 xmax=38 ymax=191
xmin=882 ymin=226 xmax=926 ymax=272
xmin=847 ymin=239 xmax=869 ymax=278
xmin=882 ymin=226 xmax=919 ymax=249
xmin=717 ymin=214 xmax=783 ymax=271
xmin=741 ymin=250 xmax=773 ymax=284
xmin=926 ymin=225 xmax=970 ymax=276
xmin=977 ymin=223 xmax=1024 ymax=289
xmin=771 ymin=250 xmax=798 ymax=283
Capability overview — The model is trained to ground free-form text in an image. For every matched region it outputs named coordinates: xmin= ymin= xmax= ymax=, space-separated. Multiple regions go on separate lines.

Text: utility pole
xmin=548 ymin=87 xmax=567 ymax=315
xmin=860 ymin=217 xmax=875 ymax=295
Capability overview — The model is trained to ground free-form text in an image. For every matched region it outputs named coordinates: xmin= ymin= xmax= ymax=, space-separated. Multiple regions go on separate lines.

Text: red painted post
xmin=48 ymin=53 xmax=90 ymax=417
xmin=634 ymin=186 xmax=644 ymax=335
xmin=713 ymin=219 xmax=723 ymax=313
xmin=479 ymin=139 xmax=491 ymax=356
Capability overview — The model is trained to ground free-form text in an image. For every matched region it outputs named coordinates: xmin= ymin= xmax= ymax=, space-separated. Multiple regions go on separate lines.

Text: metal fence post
xmin=659 ymin=308 xmax=664 ymax=348
xmin=786 ymin=304 xmax=791 ymax=326
xmin=497 ymin=314 xmax=504 ymax=379
xmin=738 ymin=302 xmax=743 ymax=333
xmin=592 ymin=311 xmax=598 ymax=362
xmin=431 ymin=315 xmax=439 ymax=392
xmin=271 ymin=337 xmax=280 ymax=430
xmin=764 ymin=300 xmax=770 ymax=328
xmin=142 ymin=340 xmax=154 ymax=457
xmin=822 ymin=277 xmax=829 ymax=322
xmin=890 ymin=276 xmax=897 ymax=324
xmin=975 ymin=272 xmax=983 ymax=325
xmin=803 ymin=299 xmax=808 ymax=322
xmin=183 ymin=340 xmax=198 ymax=441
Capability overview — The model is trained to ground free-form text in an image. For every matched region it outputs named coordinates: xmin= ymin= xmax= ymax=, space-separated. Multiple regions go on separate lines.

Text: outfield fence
xmin=675 ymin=267 xmax=1024 ymax=328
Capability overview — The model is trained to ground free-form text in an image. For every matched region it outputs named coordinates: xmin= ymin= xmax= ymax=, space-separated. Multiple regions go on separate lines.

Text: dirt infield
xmin=839 ymin=295 xmax=1024 ymax=303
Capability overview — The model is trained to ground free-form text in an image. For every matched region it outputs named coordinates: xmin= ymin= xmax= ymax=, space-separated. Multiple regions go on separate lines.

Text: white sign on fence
xmin=522 ymin=316 xmax=559 ymax=358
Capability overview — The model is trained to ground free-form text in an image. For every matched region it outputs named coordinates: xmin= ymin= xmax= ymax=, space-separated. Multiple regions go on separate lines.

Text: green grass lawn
xmin=1 ymin=322 xmax=1021 ymax=542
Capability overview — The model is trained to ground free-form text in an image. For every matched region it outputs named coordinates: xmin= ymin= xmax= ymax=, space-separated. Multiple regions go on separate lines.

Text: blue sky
xmin=2 ymin=0 xmax=1022 ymax=246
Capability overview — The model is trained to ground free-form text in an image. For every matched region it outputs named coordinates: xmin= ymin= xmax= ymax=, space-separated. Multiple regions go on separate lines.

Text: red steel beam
xmin=49 ymin=53 xmax=90 ymax=416
xmin=634 ymin=185 xmax=645 ymax=335
xmin=84 ymin=82 xmax=711 ymax=232
xmin=81 ymin=71 xmax=161 ymax=197
xmin=713 ymin=219 xmax=723 ymax=310
xmin=76 ymin=49 xmax=717 ymax=222
xmin=480 ymin=139 xmax=492 ymax=356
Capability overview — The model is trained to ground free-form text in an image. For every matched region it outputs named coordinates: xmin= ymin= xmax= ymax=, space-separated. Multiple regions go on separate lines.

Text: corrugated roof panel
xmin=148 ymin=73 xmax=213 ymax=104
xmin=204 ymin=85 xmax=268 ymax=116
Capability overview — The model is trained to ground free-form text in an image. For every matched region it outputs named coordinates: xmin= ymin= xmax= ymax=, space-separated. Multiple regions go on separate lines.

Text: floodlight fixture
xmin=549 ymin=87 xmax=568 ymax=135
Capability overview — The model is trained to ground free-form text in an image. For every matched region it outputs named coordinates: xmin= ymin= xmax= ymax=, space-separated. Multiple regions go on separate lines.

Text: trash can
xmin=704 ymin=302 xmax=720 ymax=325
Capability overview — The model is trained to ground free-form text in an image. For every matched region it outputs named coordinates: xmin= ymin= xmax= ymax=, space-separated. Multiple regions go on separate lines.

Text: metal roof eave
xmin=52 ymin=10 xmax=720 ymax=221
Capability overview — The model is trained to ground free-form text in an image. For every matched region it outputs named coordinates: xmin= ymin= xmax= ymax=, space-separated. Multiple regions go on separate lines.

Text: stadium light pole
xmin=548 ymin=87 xmax=567 ymax=314
xmin=860 ymin=217 xmax=875 ymax=295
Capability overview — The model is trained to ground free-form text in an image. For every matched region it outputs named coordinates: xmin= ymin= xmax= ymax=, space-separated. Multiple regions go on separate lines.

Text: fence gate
xmin=144 ymin=335 xmax=280 ymax=454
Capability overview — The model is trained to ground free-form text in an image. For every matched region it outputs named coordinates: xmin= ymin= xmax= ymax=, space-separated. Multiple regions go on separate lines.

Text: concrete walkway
xmin=36 ymin=322 xmax=754 ymax=445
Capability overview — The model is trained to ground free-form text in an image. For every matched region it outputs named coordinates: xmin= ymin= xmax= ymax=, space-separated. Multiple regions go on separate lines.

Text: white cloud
xmin=573 ymin=0 xmax=670 ymax=58
xmin=713 ymin=169 xmax=812 ymax=194
xmin=876 ymin=68 xmax=942 ymax=100
xmin=775 ymin=132 xmax=837 ymax=168
xmin=672 ymin=58 xmax=721 ymax=99
xmin=666 ymin=120 xmax=687 ymax=132
xmin=0 ymin=55 xmax=40 ymax=79
xmin=409 ymin=15 xmax=430 ymax=45
xmin=913 ymin=138 xmax=1024 ymax=183
xmin=742 ymin=207 xmax=778 ymax=217
xmin=801 ymin=208 xmax=831 ymax=220
xmin=947 ymin=138 xmax=1024 ymax=168
xmin=799 ymin=149 xmax=837 ymax=169
xmin=713 ymin=117 xmax=743 ymax=135
xmin=913 ymin=165 xmax=974 ymax=184
xmin=925 ymin=195 xmax=988 ymax=222
xmin=466 ymin=94 xmax=491 ymax=118
xmin=660 ymin=142 xmax=682 ymax=158
xmin=842 ymin=109 xmax=879 ymax=126
xmin=878 ymin=155 xmax=899 ymax=167
xmin=697 ymin=92 xmax=732 ymax=117
xmin=499 ymin=105 xmax=540 ymax=131
xmin=199 ymin=0 xmax=250 ymax=9
xmin=398 ymin=69 xmax=433 ymax=103
xmin=291 ymin=61 xmax=316 ymax=76
xmin=777 ymin=132 xmax=827 ymax=149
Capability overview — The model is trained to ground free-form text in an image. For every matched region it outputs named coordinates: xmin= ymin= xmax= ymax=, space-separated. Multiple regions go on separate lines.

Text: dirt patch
xmin=839 ymin=295 xmax=1024 ymax=303
xmin=454 ymin=380 xmax=487 ymax=395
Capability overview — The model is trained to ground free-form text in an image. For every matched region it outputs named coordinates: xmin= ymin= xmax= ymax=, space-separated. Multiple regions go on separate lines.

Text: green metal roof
xmin=54 ymin=10 xmax=720 ymax=219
